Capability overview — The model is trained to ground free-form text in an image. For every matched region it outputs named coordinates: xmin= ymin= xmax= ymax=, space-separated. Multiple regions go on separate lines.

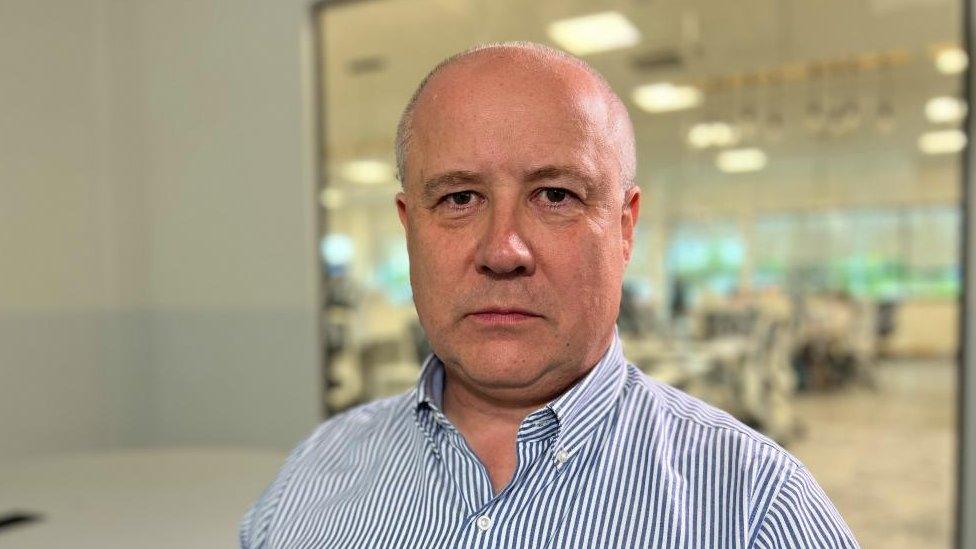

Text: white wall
xmin=106 ymin=0 xmax=322 ymax=450
xmin=0 ymin=0 xmax=131 ymax=457
xmin=0 ymin=0 xmax=322 ymax=458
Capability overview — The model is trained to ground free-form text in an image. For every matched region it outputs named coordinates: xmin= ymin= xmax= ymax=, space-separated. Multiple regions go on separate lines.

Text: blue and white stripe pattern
xmin=240 ymin=334 xmax=858 ymax=548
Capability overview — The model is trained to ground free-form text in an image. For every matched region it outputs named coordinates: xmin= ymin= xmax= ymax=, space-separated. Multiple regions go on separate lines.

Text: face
xmin=396 ymin=54 xmax=640 ymax=403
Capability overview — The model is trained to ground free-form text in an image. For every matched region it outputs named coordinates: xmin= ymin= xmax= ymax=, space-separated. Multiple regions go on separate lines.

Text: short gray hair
xmin=394 ymin=41 xmax=636 ymax=189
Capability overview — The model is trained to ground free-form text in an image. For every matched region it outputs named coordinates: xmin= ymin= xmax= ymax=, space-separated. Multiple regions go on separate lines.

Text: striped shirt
xmin=240 ymin=334 xmax=858 ymax=548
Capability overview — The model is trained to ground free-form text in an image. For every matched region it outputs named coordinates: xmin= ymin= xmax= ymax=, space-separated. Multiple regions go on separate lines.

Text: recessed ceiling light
xmin=688 ymin=122 xmax=739 ymax=149
xmin=547 ymin=11 xmax=641 ymax=56
xmin=340 ymin=159 xmax=393 ymax=185
xmin=716 ymin=148 xmax=767 ymax=173
xmin=935 ymin=46 xmax=968 ymax=75
xmin=632 ymin=83 xmax=702 ymax=113
xmin=918 ymin=129 xmax=967 ymax=155
xmin=925 ymin=96 xmax=967 ymax=124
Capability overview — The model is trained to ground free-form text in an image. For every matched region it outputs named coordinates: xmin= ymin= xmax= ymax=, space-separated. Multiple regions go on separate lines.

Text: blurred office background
xmin=0 ymin=0 xmax=970 ymax=547
xmin=318 ymin=1 xmax=964 ymax=547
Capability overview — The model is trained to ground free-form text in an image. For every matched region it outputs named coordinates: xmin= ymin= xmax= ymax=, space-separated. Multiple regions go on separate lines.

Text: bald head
xmin=395 ymin=41 xmax=636 ymax=190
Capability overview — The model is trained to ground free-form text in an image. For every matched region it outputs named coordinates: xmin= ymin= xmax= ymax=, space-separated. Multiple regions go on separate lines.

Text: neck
xmin=435 ymin=330 xmax=616 ymax=493
xmin=441 ymin=373 xmax=548 ymax=435
xmin=440 ymin=366 xmax=575 ymax=494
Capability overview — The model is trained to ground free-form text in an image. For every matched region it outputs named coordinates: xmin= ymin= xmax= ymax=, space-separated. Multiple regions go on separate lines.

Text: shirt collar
xmin=415 ymin=353 xmax=443 ymax=411
xmin=545 ymin=330 xmax=627 ymax=454
xmin=414 ymin=329 xmax=628 ymax=453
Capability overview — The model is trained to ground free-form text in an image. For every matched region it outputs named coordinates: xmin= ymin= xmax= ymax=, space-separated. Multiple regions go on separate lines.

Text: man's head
xmin=395 ymin=42 xmax=641 ymax=405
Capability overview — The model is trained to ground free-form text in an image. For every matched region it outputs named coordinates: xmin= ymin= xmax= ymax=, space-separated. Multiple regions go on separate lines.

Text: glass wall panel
xmin=316 ymin=1 xmax=963 ymax=544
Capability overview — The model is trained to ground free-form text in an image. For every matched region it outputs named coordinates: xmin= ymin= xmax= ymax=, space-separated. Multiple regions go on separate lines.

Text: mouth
xmin=465 ymin=307 xmax=544 ymax=326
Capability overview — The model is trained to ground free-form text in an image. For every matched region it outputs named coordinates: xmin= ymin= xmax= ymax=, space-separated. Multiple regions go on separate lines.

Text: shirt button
xmin=476 ymin=515 xmax=492 ymax=531
xmin=555 ymin=449 xmax=570 ymax=465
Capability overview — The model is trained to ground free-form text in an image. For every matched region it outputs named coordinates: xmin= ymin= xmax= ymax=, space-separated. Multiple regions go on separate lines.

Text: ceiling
xmin=316 ymin=0 xmax=964 ymax=212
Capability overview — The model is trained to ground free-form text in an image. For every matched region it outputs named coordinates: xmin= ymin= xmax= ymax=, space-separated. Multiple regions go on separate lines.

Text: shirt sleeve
xmin=750 ymin=465 xmax=860 ymax=549
xmin=238 ymin=427 xmax=323 ymax=549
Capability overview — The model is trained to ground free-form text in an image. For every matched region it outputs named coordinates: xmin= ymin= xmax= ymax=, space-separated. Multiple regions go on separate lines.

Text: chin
xmin=451 ymin=338 xmax=552 ymax=389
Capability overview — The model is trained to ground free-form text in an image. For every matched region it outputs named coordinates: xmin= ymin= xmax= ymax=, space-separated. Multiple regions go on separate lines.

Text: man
xmin=240 ymin=42 xmax=858 ymax=548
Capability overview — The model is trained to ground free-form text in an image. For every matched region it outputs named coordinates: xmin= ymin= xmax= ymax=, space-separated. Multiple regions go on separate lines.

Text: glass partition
xmin=315 ymin=1 xmax=964 ymax=544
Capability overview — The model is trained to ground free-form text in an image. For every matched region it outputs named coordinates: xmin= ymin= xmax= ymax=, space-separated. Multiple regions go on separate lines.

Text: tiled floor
xmin=789 ymin=359 xmax=957 ymax=548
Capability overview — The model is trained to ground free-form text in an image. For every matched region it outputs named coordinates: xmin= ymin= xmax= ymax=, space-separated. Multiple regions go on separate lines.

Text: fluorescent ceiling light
xmin=925 ymin=96 xmax=967 ymax=124
xmin=716 ymin=148 xmax=767 ymax=173
xmin=632 ymin=83 xmax=702 ymax=113
xmin=688 ymin=122 xmax=739 ymax=149
xmin=935 ymin=47 xmax=968 ymax=75
xmin=918 ymin=129 xmax=967 ymax=155
xmin=340 ymin=159 xmax=393 ymax=185
xmin=547 ymin=11 xmax=641 ymax=56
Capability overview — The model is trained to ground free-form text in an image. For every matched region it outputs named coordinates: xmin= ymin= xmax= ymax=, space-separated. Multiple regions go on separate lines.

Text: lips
xmin=466 ymin=307 xmax=543 ymax=326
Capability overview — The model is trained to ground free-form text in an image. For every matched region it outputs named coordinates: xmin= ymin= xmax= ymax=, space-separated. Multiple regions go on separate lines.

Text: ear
xmin=620 ymin=186 xmax=641 ymax=264
xmin=396 ymin=191 xmax=409 ymax=230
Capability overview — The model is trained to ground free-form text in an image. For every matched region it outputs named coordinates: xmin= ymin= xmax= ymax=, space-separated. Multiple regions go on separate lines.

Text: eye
xmin=447 ymin=191 xmax=474 ymax=206
xmin=542 ymin=188 xmax=568 ymax=203
xmin=437 ymin=190 xmax=482 ymax=213
xmin=536 ymin=187 xmax=579 ymax=209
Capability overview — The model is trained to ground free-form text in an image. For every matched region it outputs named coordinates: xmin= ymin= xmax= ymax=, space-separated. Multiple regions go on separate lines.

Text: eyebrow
xmin=420 ymin=165 xmax=596 ymax=200
xmin=524 ymin=165 xmax=595 ymax=188
xmin=422 ymin=170 xmax=482 ymax=200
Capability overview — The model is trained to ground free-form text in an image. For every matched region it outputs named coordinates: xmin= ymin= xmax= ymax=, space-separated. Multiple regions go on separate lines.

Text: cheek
xmin=407 ymin=228 xmax=468 ymax=313
xmin=411 ymin=230 xmax=465 ymax=280
xmin=545 ymin=227 xmax=623 ymax=306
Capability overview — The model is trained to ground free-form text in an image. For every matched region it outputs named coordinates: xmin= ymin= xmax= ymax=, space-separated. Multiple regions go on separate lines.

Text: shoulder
xmin=621 ymin=365 xmax=801 ymax=503
xmin=274 ymin=391 xmax=413 ymax=471
xmin=239 ymin=392 xmax=414 ymax=548
xmin=751 ymin=460 xmax=860 ymax=547
xmin=301 ymin=393 xmax=413 ymax=453
xmin=623 ymin=364 xmax=795 ymax=461
xmin=621 ymin=366 xmax=858 ymax=547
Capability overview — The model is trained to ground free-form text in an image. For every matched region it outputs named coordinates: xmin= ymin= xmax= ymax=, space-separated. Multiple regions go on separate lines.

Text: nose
xmin=474 ymin=205 xmax=535 ymax=278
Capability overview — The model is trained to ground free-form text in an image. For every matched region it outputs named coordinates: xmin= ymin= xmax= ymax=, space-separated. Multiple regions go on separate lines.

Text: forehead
xmin=407 ymin=53 xmax=613 ymax=182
